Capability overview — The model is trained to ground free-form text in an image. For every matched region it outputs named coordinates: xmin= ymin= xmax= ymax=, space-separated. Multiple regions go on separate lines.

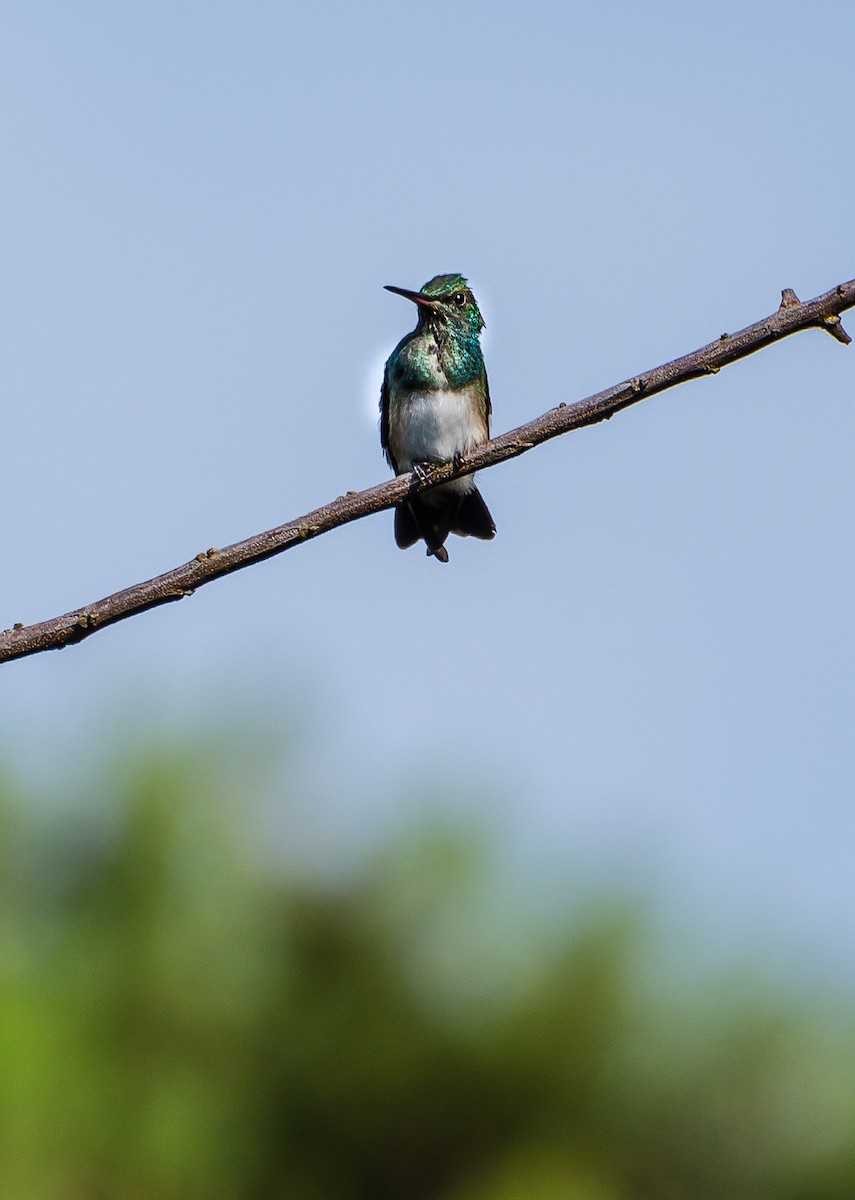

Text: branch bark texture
xmin=3 ymin=278 xmax=853 ymax=665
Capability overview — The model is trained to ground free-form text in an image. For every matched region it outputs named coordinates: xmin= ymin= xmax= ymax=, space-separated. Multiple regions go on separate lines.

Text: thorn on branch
xmin=780 ymin=288 xmax=800 ymax=309
xmin=822 ymin=314 xmax=852 ymax=345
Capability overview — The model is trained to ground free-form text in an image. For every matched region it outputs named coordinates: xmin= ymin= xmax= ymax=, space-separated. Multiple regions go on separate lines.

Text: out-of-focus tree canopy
xmin=0 ymin=735 xmax=853 ymax=1200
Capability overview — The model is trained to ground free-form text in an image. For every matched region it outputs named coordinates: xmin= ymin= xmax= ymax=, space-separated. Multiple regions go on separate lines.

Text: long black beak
xmin=384 ymin=284 xmax=434 ymax=307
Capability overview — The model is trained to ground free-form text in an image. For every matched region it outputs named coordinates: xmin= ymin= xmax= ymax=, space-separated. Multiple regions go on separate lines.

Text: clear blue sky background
xmin=1 ymin=3 xmax=853 ymax=976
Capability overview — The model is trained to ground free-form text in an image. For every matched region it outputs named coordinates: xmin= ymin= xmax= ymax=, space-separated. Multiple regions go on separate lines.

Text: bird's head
xmin=385 ymin=274 xmax=484 ymax=335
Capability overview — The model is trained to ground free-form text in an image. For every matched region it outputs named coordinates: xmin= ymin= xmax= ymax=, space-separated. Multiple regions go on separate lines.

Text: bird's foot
xmin=412 ymin=462 xmax=434 ymax=486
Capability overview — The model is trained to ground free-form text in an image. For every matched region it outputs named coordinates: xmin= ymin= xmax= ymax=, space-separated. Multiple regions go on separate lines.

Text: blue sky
xmin=1 ymin=2 xmax=853 ymax=976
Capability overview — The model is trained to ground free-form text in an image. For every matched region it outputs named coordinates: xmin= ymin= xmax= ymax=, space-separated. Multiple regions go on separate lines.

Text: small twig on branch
xmin=2 ymin=277 xmax=853 ymax=665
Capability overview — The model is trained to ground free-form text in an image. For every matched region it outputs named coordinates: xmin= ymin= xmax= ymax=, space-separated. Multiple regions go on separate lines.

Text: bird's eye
xmin=453 ymin=292 xmax=466 ymax=306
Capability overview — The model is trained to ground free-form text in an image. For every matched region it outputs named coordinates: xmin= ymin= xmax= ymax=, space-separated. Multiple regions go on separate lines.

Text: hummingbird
xmin=380 ymin=274 xmax=496 ymax=564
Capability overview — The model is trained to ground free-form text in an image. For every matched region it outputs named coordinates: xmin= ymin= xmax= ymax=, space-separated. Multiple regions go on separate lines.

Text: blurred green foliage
xmin=0 ymin=734 xmax=853 ymax=1200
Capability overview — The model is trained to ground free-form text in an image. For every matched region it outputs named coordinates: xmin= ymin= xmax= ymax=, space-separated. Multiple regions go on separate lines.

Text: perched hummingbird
xmin=380 ymin=274 xmax=496 ymax=564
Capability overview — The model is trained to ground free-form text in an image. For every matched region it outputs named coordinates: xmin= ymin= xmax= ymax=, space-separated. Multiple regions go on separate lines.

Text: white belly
xmin=390 ymin=387 xmax=486 ymax=495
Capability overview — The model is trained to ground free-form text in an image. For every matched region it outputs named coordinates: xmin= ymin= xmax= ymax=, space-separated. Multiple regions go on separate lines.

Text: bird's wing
xmin=380 ymin=367 xmax=398 ymax=472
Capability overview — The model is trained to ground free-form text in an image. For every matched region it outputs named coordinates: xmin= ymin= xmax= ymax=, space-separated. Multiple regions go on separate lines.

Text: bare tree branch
xmin=3 ymin=278 xmax=853 ymax=665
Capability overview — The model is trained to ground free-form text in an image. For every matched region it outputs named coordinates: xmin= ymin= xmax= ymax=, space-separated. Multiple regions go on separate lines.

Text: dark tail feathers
xmin=394 ymin=488 xmax=495 ymax=563
xmin=451 ymin=488 xmax=496 ymax=541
